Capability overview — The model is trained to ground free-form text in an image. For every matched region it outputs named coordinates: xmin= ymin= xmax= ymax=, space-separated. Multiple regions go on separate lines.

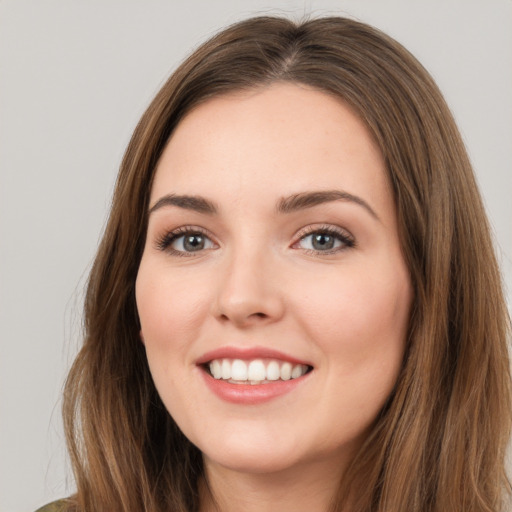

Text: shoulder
xmin=34 ymin=499 xmax=69 ymax=512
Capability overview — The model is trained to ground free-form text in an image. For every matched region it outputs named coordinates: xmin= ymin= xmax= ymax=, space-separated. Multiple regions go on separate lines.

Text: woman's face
xmin=136 ymin=83 xmax=412 ymax=476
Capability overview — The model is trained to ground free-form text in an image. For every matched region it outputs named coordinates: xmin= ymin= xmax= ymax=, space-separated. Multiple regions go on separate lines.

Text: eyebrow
xmin=277 ymin=190 xmax=379 ymax=220
xmin=149 ymin=194 xmax=218 ymax=215
xmin=148 ymin=189 xmax=379 ymax=221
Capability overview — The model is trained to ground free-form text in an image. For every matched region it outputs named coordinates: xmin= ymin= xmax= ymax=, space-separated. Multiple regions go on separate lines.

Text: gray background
xmin=1 ymin=1 xmax=510 ymax=510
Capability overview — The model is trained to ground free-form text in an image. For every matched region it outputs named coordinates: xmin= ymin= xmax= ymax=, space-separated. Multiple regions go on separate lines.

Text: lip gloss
xmin=196 ymin=346 xmax=311 ymax=367
xmin=196 ymin=346 xmax=313 ymax=404
xmin=200 ymin=367 xmax=311 ymax=404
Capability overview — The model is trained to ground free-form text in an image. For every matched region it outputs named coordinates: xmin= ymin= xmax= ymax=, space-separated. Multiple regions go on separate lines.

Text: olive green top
xmin=35 ymin=500 xmax=68 ymax=512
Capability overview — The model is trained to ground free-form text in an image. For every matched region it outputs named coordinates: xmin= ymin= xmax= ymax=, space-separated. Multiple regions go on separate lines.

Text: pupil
xmin=312 ymin=233 xmax=334 ymax=250
xmin=184 ymin=234 xmax=204 ymax=251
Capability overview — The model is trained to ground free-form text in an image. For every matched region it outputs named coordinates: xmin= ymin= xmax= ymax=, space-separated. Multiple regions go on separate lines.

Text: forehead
xmin=151 ymin=83 xmax=392 ymax=217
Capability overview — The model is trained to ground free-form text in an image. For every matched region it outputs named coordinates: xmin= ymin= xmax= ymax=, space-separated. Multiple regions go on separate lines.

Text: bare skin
xmin=200 ymin=455 xmax=348 ymax=512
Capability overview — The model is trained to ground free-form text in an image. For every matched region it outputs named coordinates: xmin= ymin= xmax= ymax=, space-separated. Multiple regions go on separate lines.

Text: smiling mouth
xmin=205 ymin=358 xmax=313 ymax=385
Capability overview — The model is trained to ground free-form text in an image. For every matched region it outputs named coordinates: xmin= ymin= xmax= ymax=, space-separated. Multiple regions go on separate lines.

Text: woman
xmin=37 ymin=15 xmax=511 ymax=512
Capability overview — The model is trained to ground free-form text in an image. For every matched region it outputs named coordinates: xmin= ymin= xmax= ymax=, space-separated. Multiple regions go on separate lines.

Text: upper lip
xmin=196 ymin=346 xmax=312 ymax=367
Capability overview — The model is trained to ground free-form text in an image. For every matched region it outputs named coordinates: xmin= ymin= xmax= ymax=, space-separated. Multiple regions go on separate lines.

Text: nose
xmin=211 ymin=250 xmax=285 ymax=328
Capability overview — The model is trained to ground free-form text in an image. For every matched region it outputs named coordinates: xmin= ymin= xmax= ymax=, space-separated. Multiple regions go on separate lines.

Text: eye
xmin=156 ymin=227 xmax=216 ymax=255
xmin=294 ymin=226 xmax=355 ymax=254
xmin=172 ymin=232 xmax=214 ymax=252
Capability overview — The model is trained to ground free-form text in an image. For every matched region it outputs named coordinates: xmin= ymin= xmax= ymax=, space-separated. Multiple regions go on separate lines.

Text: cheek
xmin=135 ymin=263 xmax=211 ymax=357
xmin=135 ymin=264 xmax=204 ymax=413
xmin=296 ymin=261 xmax=411 ymax=371
xmin=298 ymin=264 xmax=411 ymax=433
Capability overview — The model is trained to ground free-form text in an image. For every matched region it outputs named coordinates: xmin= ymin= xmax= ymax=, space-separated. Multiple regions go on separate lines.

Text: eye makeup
xmin=154 ymin=225 xmax=217 ymax=256
xmin=292 ymin=224 xmax=355 ymax=255
xmin=153 ymin=222 xmax=355 ymax=258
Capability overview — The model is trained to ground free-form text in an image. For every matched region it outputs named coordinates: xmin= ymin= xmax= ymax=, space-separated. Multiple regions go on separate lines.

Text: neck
xmin=199 ymin=456 xmax=348 ymax=512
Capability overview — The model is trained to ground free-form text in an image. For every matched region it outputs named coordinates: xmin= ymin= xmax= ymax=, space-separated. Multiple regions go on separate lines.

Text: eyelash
xmin=155 ymin=226 xmax=216 ymax=257
xmin=155 ymin=224 xmax=355 ymax=257
xmin=293 ymin=225 xmax=355 ymax=255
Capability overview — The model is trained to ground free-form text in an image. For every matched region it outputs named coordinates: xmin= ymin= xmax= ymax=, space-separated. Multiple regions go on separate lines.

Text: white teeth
xmin=280 ymin=362 xmax=292 ymax=380
xmin=221 ymin=359 xmax=231 ymax=379
xmin=207 ymin=358 xmax=309 ymax=383
xmin=211 ymin=359 xmax=222 ymax=379
xmin=291 ymin=364 xmax=304 ymax=379
xmin=248 ymin=359 xmax=266 ymax=380
xmin=231 ymin=359 xmax=248 ymax=380
xmin=266 ymin=361 xmax=280 ymax=381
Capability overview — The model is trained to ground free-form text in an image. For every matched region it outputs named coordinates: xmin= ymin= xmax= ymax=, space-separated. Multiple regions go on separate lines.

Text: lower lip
xmin=200 ymin=368 xmax=310 ymax=404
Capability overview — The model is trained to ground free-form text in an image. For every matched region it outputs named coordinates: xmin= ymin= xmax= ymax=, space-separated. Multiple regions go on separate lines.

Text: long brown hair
xmin=62 ymin=16 xmax=511 ymax=512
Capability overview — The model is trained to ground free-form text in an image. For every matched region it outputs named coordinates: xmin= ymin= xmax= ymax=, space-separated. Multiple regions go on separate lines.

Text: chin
xmin=204 ymin=446 xmax=303 ymax=475
xmin=192 ymin=426 xmax=307 ymax=474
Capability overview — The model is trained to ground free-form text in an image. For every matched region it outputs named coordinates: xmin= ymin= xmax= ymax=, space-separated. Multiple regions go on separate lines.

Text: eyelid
xmin=291 ymin=224 xmax=355 ymax=253
xmin=154 ymin=225 xmax=218 ymax=255
xmin=153 ymin=223 xmax=354 ymax=257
